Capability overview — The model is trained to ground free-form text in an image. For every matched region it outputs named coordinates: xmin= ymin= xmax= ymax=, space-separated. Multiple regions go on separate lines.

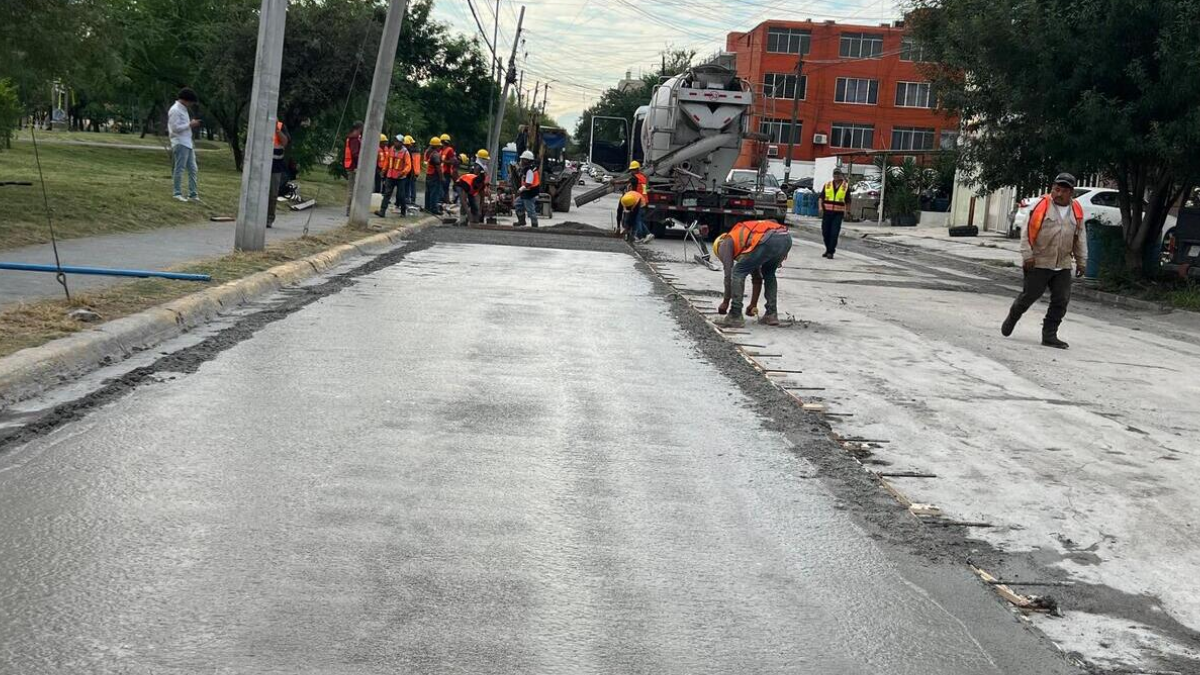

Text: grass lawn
xmin=13 ymin=128 xmax=225 ymax=150
xmin=0 ymin=136 xmax=345 ymax=250
xmin=0 ymin=217 xmax=421 ymax=359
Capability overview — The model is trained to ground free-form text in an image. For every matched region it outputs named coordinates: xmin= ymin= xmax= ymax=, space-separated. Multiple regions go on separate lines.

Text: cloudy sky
xmin=429 ymin=0 xmax=901 ymax=131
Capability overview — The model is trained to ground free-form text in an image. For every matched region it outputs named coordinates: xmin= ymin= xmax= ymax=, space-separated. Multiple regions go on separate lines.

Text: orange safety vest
xmin=457 ymin=172 xmax=485 ymax=194
xmin=729 ymin=220 xmax=789 ymax=258
xmin=377 ymin=146 xmax=388 ymax=171
xmin=523 ymin=169 xmax=542 ymax=189
xmin=631 ymin=171 xmax=647 ymax=195
xmin=273 ymin=121 xmax=285 ymax=149
xmin=822 ymin=180 xmax=848 ymax=212
xmin=622 ymin=190 xmax=647 ymax=208
xmin=1027 ymin=195 xmax=1084 ymax=246
xmin=440 ymin=146 xmax=457 ymax=177
xmin=386 ymin=147 xmax=412 ymax=180
xmin=343 ymin=137 xmax=355 ymax=169
xmin=423 ymin=148 xmax=438 ymax=176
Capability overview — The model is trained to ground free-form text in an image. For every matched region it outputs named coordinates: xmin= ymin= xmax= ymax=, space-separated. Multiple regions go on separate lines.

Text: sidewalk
xmin=0 ymin=206 xmax=349 ymax=308
xmin=788 ymin=214 xmax=1022 ymax=266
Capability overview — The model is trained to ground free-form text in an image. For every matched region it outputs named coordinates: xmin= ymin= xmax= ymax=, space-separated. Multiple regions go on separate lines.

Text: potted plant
xmin=883 ymin=158 xmax=928 ymax=227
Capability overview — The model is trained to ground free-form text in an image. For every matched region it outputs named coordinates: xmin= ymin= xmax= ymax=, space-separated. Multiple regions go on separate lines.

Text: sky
xmin=429 ymin=0 xmax=902 ymax=132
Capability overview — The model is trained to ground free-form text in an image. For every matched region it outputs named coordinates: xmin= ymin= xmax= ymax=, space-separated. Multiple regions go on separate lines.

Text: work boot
xmin=375 ymin=209 xmax=386 ymax=218
xmin=1042 ymin=335 xmax=1069 ymax=349
xmin=717 ymin=312 xmax=745 ymax=328
xmin=1001 ymin=309 xmax=1020 ymax=337
xmin=759 ymin=312 xmax=780 ymax=326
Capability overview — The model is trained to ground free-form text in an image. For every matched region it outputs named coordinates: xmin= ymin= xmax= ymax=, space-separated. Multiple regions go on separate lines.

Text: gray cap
xmin=1053 ymin=172 xmax=1077 ymax=188
xmin=833 ymin=167 xmax=845 ymax=175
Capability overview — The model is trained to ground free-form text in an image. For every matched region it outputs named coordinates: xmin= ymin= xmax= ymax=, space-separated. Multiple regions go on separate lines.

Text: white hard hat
xmin=520 ymin=150 xmax=535 ymax=160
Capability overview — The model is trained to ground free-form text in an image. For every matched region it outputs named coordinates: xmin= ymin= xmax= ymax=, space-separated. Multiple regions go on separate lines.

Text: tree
xmin=911 ymin=0 xmax=1200 ymax=276
xmin=0 ymin=79 xmax=20 ymax=149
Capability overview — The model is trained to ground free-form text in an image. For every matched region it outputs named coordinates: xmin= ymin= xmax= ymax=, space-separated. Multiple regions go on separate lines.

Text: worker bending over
xmin=617 ymin=190 xmax=651 ymax=243
xmin=715 ymin=220 xmax=792 ymax=327
xmin=455 ymin=165 xmax=488 ymax=227
xmin=515 ymin=150 xmax=540 ymax=227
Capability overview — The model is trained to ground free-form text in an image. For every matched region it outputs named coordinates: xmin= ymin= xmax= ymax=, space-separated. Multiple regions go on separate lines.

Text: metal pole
xmin=234 ymin=0 xmax=287 ymax=252
xmin=878 ymin=155 xmax=887 ymax=226
xmin=781 ymin=57 xmax=803 ymax=185
xmin=541 ymin=83 xmax=549 ymax=117
xmin=349 ymin=0 xmax=409 ymax=228
xmin=488 ymin=5 xmax=525 ymax=183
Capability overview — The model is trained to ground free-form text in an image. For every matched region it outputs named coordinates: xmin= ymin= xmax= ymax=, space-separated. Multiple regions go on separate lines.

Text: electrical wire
xmin=28 ymin=126 xmax=71 ymax=301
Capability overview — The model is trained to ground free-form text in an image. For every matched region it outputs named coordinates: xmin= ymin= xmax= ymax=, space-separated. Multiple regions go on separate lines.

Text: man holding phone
xmin=168 ymin=88 xmax=202 ymax=202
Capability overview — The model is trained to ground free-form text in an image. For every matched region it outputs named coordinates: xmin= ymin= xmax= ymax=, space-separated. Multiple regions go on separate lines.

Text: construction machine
xmin=575 ymin=57 xmax=787 ymax=237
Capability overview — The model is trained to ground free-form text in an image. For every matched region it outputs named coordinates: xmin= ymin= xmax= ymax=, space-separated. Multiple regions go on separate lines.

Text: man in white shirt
xmin=168 ymin=88 xmax=201 ymax=202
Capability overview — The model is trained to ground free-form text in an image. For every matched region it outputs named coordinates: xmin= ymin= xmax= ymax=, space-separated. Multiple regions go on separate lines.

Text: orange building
xmin=726 ymin=19 xmax=958 ymax=170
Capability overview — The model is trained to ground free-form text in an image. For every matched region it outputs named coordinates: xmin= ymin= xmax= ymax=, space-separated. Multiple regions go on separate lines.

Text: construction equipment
xmin=512 ymin=121 xmax=581 ymax=214
xmin=576 ymin=57 xmax=787 ymax=238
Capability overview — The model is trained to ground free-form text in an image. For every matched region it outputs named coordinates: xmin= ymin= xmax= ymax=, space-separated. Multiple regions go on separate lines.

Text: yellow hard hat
xmin=620 ymin=191 xmax=642 ymax=208
xmin=629 ymin=160 xmax=641 ymax=170
xmin=429 ymin=136 xmax=442 ymax=147
xmin=379 ymin=133 xmax=388 ymax=142
xmin=440 ymin=133 xmax=451 ymax=142
xmin=403 ymin=135 xmax=414 ymax=145
xmin=476 ymin=149 xmax=490 ymax=159
xmin=459 ymin=153 xmax=469 ymax=163
xmin=712 ymin=233 xmax=729 ymax=258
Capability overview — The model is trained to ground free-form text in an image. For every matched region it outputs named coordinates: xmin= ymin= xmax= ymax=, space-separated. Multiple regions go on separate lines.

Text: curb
xmin=842 ymin=229 xmax=1175 ymax=314
xmin=0 ymin=217 xmax=440 ymax=409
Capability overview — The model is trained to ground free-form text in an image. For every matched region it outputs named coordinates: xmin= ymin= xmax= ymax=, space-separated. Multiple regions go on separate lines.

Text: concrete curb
xmin=0 ymin=217 xmax=439 ymax=410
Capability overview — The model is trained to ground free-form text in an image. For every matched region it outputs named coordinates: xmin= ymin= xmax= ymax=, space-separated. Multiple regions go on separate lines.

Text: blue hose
xmin=0 ymin=262 xmax=211 ymax=282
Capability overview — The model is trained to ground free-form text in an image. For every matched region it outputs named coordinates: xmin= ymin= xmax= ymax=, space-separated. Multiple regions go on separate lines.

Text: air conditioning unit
xmin=767 ymin=144 xmax=780 ymax=157
xmin=812 ymin=133 xmax=828 ymax=145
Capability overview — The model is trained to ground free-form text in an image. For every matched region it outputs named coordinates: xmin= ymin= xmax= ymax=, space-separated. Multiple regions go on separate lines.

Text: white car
xmin=725 ymin=170 xmax=783 ymax=196
xmin=1013 ymin=187 xmax=1176 ymax=232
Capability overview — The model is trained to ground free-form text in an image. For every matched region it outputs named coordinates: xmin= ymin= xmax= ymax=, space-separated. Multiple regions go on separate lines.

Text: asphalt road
xmin=0 ymin=229 xmax=1079 ymax=673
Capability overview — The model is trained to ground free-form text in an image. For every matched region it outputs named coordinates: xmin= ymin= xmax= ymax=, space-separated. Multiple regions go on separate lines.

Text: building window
xmin=760 ymin=118 xmax=802 ymax=144
xmin=891 ymin=126 xmax=936 ymax=151
xmin=767 ymin=27 xmax=811 ymax=55
xmin=830 ymin=123 xmax=875 ymax=149
xmin=835 ymin=77 xmax=879 ymax=105
xmin=895 ymin=81 xmax=933 ymax=108
xmin=764 ymin=73 xmax=807 ymax=100
xmin=839 ymin=32 xmax=884 ymax=58
xmin=939 ymin=130 xmax=960 ymax=149
xmin=900 ymin=35 xmax=930 ymax=62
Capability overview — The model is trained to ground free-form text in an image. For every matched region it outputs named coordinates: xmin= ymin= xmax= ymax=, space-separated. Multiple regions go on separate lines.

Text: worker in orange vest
xmin=713 ymin=219 xmax=792 ymax=327
xmin=439 ymin=134 xmax=457 ymax=205
xmin=422 ymin=136 xmax=444 ymax=214
xmin=376 ymin=135 xmax=412 ymax=218
xmin=374 ymin=133 xmax=389 ymax=193
xmin=343 ymin=121 xmax=363 ymax=216
xmin=628 ymin=160 xmax=647 ymax=195
xmin=267 ymin=119 xmax=290 ymax=228
xmin=454 ymin=169 xmax=488 ymax=226
xmin=617 ymin=190 xmax=649 ymax=243
xmin=402 ymin=136 xmax=418 ymax=205
xmin=1002 ymin=172 xmax=1087 ymax=349
xmin=515 ymin=150 xmax=541 ymax=227
xmin=819 ymin=167 xmax=851 ymax=258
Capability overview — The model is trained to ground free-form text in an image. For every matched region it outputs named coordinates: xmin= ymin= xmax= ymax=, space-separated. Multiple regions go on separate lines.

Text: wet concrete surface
xmin=0 ymin=228 xmax=1080 ymax=673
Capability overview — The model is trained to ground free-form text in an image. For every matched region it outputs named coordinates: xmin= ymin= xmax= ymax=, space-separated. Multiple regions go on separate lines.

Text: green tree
xmin=911 ymin=0 xmax=1200 ymax=275
xmin=0 ymin=79 xmax=20 ymax=149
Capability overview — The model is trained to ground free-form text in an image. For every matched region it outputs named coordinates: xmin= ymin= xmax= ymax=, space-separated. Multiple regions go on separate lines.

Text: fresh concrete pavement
xmin=0 ymin=221 xmax=1082 ymax=673
xmin=638 ymin=213 xmax=1200 ymax=673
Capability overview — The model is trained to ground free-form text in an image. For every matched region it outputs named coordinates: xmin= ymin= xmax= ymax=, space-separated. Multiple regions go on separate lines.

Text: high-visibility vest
xmin=457 ymin=172 xmax=485 ymax=194
xmin=622 ymin=190 xmax=647 ymax=208
xmin=423 ymin=148 xmax=438 ymax=176
xmin=377 ymin=146 xmax=388 ymax=171
xmin=386 ymin=147 xmax=412 ymax=180
xmin=343 ymin=137 xmax=356 ymax=169
xmin=440 ymin=146 xmax=457 ymax=176
xmin=631 ymin=171 xmax=647 ymax=195
xmin=823 ymin=181 xmax=848 ymax=212
xmin=1027 ymin=195 xmax=1084 ymax=246
xmin=273 ymin=121 xmax=285 ymax=149
xmin=728 ymin=220 xmax=788 ymax=258
xmin=523 ymin=169 xmax=541 ymax=190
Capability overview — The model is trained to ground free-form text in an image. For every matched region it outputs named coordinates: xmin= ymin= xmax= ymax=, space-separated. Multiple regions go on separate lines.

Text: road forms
xmin=0 ymin=226 xmax=1079 ymax=673
xmin=639 ymin=224 xmax=1200 ymax=674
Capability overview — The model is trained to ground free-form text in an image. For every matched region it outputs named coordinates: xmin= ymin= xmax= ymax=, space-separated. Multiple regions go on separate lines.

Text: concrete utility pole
xmin=349 ymin=0 xmax=409 ymax=228
xmin=781 ymin=57 xmax=804 ymax=185
xmin=541 ymin=83 xmax=549 ymax=117
xmin=234 ymin=0 xmax=287 ymax=252
xmin=487 ymin=5 xmax=525 ymax=183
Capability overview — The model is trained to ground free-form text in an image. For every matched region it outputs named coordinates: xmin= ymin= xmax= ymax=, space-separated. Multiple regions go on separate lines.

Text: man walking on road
xmin=715 ymin=219 xmax=792 ymax=327
xmin=266 ymin=120 xmax=289 ymax=228
xmin=343 ymin=121 xmax=364 ymax=216
xmin=819 ymin=167 xmax=851 ymax=258
xmin=515 ymin=150 xmax=541 ymax=228
xmin=1002 ymin=172 xmax=1087 ymax=349
xmin=168 ymin=88 xmax=201 ymax=202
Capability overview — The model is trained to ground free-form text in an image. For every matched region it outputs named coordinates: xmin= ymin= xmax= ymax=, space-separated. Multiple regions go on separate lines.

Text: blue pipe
xmin=0 ymin=262 xmax=211 ymax=282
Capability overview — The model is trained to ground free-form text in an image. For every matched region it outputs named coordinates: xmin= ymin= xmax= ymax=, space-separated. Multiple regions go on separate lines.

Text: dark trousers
xmin=1010 ymin=268 xmax=1073 ymax=336
xmin=821 ymin=210 xmax=844 ymax=255
xmin=424 ymin=178 xmax=443 ymax=214
xmin=406 ymin=174 xmax=417 ymax=203
xmin=379 ymin=177 xmax=406 ymax=215
xmin=731 ymin=233 xmax=793 ymax=316
xmin=267 ymin=171 xmax=283 ymax=225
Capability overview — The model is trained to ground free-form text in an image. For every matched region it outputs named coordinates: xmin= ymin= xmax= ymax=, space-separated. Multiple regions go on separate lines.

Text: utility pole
xmin=234 ymin=0 xmax=287 ymax=252
xmin=781 ymin=58 xmax=804 ymax=185
xmin=541 ymin=83 xmax=549 ymax=118
xmin=487 ymin=5 xmax=524 ymax=183
xmin=349 ymin=0 xmax=409 ymax=228
xmin=516 ymin=70 xmax=525 ymax=110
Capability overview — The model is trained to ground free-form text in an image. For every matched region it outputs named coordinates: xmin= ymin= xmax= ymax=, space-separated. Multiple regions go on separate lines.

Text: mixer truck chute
xmin=575 ymin=59 xmax=787 ymax=238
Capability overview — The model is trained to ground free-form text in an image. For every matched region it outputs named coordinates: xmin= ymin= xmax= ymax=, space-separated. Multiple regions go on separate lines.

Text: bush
xmin=0 ymin=79 xmax=21 ymax=150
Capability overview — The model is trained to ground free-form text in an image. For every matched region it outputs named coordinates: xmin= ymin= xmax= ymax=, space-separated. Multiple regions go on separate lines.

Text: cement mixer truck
xmin=576 ymin=58 xmax=787 ymax=238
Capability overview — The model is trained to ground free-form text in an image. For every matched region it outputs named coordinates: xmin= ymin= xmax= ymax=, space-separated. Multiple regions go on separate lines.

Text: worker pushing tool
xmin=714 ymin=219 xmax=792 ymax=327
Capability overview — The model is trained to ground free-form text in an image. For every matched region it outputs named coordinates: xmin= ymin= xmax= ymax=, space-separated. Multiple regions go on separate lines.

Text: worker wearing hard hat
xmin=713 ymin=219 xmax=792 ymax=327
xmin=402 ymin=135 xmax=418 ymax=205
xmin=473 ymin=148 xmax=490 ymax=174
xmin=454 ymin=164 xmax=489 ymax=227
xmin=376 ymin=135 xmax=411 ymax=218
xmin=617 ymin=190 xmax=650 ymax=243
xmin=439 ymin=134 xmax=456 ymax=206
xmin=343 ymin=121 xmax=364 ymax=216
xmin=819 ymin=167 xmax=851 ymax=258
xmin=515 ymin=150 xmax=541 ymax=227
xmin=422 ymin=136 xmax=444 ymax=214
xmin=628 ymin=160 xmax=647 ymax=195
xmin=374 ymin=133 xmax=389 ymax=194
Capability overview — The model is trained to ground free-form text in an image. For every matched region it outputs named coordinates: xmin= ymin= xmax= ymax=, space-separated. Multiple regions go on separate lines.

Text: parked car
xmin=1012 ymin=187 xmax=1177 ymax=232
xmin=724 ymin=170 xmax=783 ymax=197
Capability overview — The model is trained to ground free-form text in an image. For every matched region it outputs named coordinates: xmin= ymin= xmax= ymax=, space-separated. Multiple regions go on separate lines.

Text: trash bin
xmin=1085 ymin=221 xmax=1125 ymax=279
